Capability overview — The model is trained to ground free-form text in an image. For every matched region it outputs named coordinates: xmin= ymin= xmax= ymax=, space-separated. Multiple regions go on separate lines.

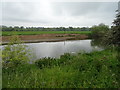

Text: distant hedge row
xmin=1 ymin=26 xmax=91 ymax=31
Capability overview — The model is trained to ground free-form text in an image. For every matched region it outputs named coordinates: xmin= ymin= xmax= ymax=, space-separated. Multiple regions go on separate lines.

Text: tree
xmin=69 ymin=27 xmax=73 ymax=31
xmin=112 ymin=13 xmax=120 ymax=45
xmin=103 ymin=9 xmax=120 ymax=46
xmin=91 ymin=23 xmax=109 ymax=38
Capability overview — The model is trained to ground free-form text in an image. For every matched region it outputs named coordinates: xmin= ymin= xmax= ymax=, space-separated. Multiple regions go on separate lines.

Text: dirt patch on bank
xmin=1 ymin=34 xmax=88 ymax=44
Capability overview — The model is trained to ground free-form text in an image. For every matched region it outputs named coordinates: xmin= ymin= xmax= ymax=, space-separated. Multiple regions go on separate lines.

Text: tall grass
xmin=2 ymin=49 xmax=120 ymax=88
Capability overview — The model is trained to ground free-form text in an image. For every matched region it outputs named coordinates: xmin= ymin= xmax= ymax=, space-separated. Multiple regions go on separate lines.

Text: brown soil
xmin=1 ymin=34 xmax=88 ymax=44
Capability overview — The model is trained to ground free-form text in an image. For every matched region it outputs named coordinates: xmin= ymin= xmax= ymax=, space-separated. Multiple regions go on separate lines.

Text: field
xmin=2 ymin=49 xmax=120 ymax=88
xmin=2 ymin=31 xmax=91 ymax=36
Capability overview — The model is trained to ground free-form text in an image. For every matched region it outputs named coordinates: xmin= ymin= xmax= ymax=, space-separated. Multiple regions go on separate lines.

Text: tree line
xmin=1 ymin=26 xmax=91 ymax=31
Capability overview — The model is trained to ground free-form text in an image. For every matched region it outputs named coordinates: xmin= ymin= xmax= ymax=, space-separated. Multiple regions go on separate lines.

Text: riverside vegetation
xmin=2 ymin=49 xmax=120 ymax=88
xmin=2 ymin=35 xmax=120 ymax=88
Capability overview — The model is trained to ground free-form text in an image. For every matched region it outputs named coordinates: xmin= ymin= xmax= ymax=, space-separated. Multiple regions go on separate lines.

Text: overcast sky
xmin=1 ymin=0 xmax=119 ymax=27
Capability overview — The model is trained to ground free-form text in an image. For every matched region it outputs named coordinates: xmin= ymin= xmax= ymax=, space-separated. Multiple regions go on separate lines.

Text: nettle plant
xmin=2 ymin=35 xmax=31 ymax=69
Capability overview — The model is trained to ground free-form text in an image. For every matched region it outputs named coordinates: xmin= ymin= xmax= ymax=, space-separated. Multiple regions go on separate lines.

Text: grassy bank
xmin=2 ymin=49 xmax=120 ymax=88
xmin=2 ymin=31 xmax=91 ymax=36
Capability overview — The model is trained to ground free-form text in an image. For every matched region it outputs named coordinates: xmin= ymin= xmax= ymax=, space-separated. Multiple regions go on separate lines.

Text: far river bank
xmin=1 ymin=34 xmax=90 ymax=45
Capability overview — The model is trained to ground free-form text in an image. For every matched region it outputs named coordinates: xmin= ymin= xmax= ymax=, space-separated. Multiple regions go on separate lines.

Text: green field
xmin=2 ymin=31 xmax=91 ymax=36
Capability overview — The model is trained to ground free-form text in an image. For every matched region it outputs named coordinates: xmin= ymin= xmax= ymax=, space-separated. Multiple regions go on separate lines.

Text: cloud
xmin=2 ymin=1 xmax=118 ymax=27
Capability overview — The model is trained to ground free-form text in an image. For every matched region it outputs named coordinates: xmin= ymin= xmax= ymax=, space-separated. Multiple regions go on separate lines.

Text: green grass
xmin=2 ymin=49 xmax=120 ymax=88
xmin=2 ymin=31 xmax=91 ymax=36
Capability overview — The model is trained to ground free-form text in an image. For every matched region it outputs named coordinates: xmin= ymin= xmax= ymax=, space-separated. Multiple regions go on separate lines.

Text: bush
xmin=35 ymin=57 xmax=57 ymax=69
xmin=35 ymin=53 xmax=73 ymax=69
xmin=2 ymin=35 xmax=31 ymax=69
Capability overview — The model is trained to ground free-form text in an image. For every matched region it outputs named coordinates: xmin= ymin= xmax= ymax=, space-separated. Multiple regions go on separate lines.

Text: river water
xmin=0 ymin=39 xmax=103 ymax=60
xmin=24 ymin=39 xmax=103 ymax=60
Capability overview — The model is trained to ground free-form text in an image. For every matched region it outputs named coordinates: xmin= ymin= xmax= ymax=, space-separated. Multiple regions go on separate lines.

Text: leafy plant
xmin=35 ymin=53 xmax=73 ymax=69
xmin=35 ymin=57 xmax=57 ymax=69
xmin=2 ymin=35 xmax=31 ymax=69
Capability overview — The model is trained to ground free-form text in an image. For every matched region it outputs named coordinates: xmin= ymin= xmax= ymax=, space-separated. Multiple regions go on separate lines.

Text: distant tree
xmin=91 ymin=23 xmax=109 ymax=38
xmin=20 ymin=26 xmax=24 ymax=31
xmin=2 ymin=26 xmax=7 ymax=31
xmin=69 ymin=27 xmax=73 ymax=31
xmin=14 ymin=26 xmax=20 ymax=31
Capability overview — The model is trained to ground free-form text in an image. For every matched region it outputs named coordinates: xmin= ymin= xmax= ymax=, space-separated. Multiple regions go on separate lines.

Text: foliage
xmin=110 ymin=13 xmax=120 ymax=46
xmin=101 ymin=10 xmax=120 ymax=46
xmin=91 ymin=23 xmax=109 ymax=38
xmin=2 ymin=35 xmax=31 ymax=69
xmin=2 ymin=49 xmax=120 ymax=88
xmin=35 ymin=57 xmax=57 ymax=69
xmin=35 ymin=53 xmax=73 ymax=69
xmin=2 ymin=25 xmax=91 ymax=32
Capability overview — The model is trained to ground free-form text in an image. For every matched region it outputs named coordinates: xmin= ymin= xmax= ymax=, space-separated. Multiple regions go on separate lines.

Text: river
xmin=24 ymin=39 xmax=103 ymax=60
xmin=0 ymin=39 xmax=103 ymax=60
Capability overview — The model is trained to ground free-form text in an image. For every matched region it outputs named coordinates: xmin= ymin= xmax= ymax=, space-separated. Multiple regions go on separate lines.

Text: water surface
xmin=25 ymin=39 xmax=103 ymax=60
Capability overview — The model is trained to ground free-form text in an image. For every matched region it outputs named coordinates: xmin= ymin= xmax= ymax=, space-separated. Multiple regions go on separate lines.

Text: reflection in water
xmin=25 ymin=40 xmax=103 ymax=60
xmin=91 ymin=38 xmax=105 ymax=48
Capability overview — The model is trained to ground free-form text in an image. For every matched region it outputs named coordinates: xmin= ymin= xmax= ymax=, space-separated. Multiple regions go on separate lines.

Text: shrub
xmin=35 ymin=57 xmax=57 ymax=69
xmin=35 ymin=53 xmax=73 ymax=69
xmin=2 ymin=35 xmax=31 ymax=69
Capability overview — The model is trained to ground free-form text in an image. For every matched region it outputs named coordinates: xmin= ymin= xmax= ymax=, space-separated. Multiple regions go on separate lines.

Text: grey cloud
xmin=52 ymin=2 xmax=101 ymax=16
xmin=3 ymin=17 xmax=49 ymax=24
xmin=2 ymin=2 xmax=118 ymax=27
xmin=52 ymin=2 xmax=117 ymax=16
xmin=2 ymin=2 xmax=50 ymax=24
xmin=2 ymin=2 xmax=34 ymax=17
